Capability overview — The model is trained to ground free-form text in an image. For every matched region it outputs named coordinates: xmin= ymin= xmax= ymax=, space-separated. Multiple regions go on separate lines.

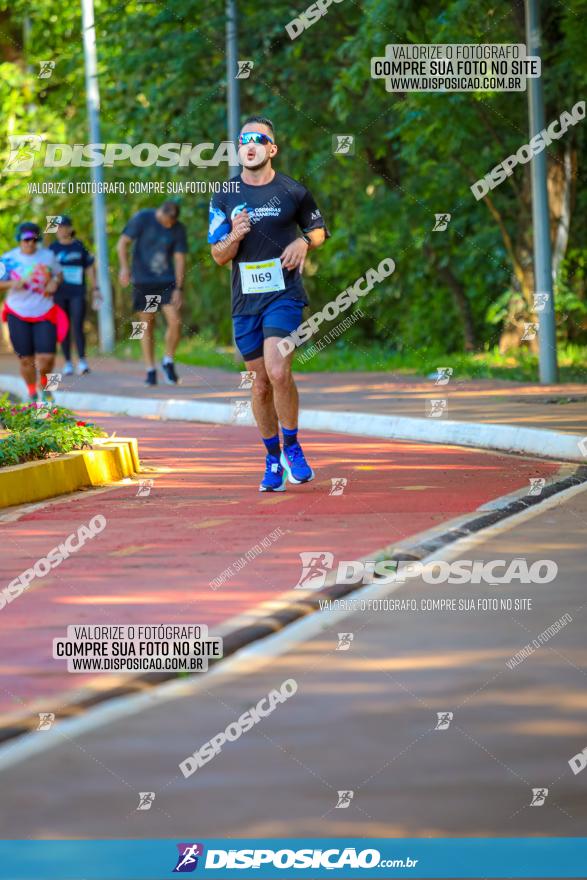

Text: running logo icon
xmin=530 ymin=787 xmax=548 ymax=806
xmin=294 ymin=552 xmax=334 ymax=590
xmin=533 ymin=293 xmax=549 ymax=312
xmin=45 ymin=215 xmax=62 ymax=233
xmin=329 ymin=477 xmax=347 ymax=496
xmin=434 ymin=367 xmax=453 ymax=386
xmin=136 ymin=792 xmax=155 ymax=811
xmin=38 ymin=61 xmax=56 ymax=79
xmin=45 ymin=373 xmax=61 ymax=391
xmin=435 ymin=711 xmax=453 ymax=731
xmin=236 ymin=60 xmax=254 ymax=79
xmin=37 ymin=712 xmax=55 ymax=730
xmin=144 ymin=294 xmax=161 ymax=313
xmin=528 ymin=477 xmax=545 ymax=497
xmin=433 ymin=213 xmax=451 ymax=231
xmin=522 ymin=322 xmax=539 ymax=341
xmin=335 ymin=790 xmax=354 ymax=809
xmin=239 ymin=370 xmax=256 ymax=390
xmin=173 ymin=843 xmax=204 ymax=872
xmin=232 ymin=400 xmax=251 ymax=422
xmin=130 ymin=322 xmax=148 ymax=340
xmin=136 ymin=479 xmax=154 ymax=498
xmin=336 ymin=632 xmax=354 ymax=651
xmin=332 ymin=135 xmax=355 ymax=156
xmin=4 ymin=135 xmax=43 ymax=173
xmin=426 ymin=399 xmax=447 ymax=418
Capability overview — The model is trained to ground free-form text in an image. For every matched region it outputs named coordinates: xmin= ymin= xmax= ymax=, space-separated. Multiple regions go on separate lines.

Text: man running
xmin=208 ymin=115 xmax=328 ymax=492
xmin=117 ymin=201 xmax=187 ymax=386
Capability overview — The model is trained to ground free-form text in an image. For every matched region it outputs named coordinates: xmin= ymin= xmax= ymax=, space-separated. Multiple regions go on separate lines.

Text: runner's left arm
xmin=296 ymin=186 xmax=330 ymax=249
xmin=82 ymin=244 xmax=100 ymax=300
xmin=280 ymin=186 xmax=329 ymax=271
xmin=302 ymin=228 xmax=326 ymax=250
xmin=172 ymin=252 xmax=186 ymax=307
xmin=45 ymin=252 xmax=63 ymax=295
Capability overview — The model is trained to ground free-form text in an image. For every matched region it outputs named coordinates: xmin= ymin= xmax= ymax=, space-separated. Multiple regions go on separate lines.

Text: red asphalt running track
xmin=0 ymin=412 xmax=559 ymax=721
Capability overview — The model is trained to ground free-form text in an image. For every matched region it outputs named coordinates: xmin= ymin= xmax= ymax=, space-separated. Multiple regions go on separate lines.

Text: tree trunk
xmin=437 ymin=265 xmax=477 ymax=351
xmin=550 ymin=144 xmax=574 ymax=283
xmin=424 ymin=245 xmax=476 ymax=350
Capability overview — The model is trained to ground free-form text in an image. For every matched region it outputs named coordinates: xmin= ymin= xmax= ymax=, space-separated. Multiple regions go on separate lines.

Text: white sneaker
xmin=63 ymin=361 xmax=74 ymax=376
xmin=77 ymin=359 xmax=90 ymax=375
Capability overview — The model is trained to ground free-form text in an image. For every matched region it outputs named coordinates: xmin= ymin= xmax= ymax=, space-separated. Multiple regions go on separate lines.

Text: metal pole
xmin=226 ymin=0 xmax=241 ymax=362
xmin=226 ymin=0 xmax=241 ymax=177
xmin=81 ymin=0 xmax=115 ymax=353
xmin=525 ymin=0 xmax=558 ymax=384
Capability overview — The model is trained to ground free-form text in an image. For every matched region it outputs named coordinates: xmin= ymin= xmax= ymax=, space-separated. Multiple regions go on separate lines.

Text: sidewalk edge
xmin=0 ymin=375 xmax=585 ymax=462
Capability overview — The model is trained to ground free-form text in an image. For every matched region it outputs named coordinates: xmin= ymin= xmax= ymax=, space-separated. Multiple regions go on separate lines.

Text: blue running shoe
xmin=281 ymin=443 xmax=314 ymax=484
xmin=259 ymin=454 xmax=287 ymax=492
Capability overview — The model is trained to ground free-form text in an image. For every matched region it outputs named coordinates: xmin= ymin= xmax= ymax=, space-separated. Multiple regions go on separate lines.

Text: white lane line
xmin=0 ymin=477 xmax=585 ymax=773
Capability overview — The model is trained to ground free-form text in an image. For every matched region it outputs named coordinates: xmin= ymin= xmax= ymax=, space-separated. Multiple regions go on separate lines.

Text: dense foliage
xmin=1 ymin=0 xmax=586 ymax=368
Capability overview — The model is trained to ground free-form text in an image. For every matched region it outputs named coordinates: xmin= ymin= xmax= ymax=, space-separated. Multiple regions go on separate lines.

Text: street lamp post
xmin=525 ymin=0 xmax=558 ymax=384
xmin=81 ymin=0 xmax=115 ymax=353
xmin=226 ymin=0 xmax=241 ymax=177
xmin=226 ymin=0 xmax=241 ymax=361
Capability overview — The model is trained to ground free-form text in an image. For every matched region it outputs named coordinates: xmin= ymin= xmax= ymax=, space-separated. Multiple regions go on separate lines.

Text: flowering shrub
xmin=0 ymin=396 xmax=105 ymax=468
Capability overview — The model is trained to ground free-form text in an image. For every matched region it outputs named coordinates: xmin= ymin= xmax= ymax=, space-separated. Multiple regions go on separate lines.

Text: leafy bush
xmin=0 ymin=396 xmax=105 ymax=468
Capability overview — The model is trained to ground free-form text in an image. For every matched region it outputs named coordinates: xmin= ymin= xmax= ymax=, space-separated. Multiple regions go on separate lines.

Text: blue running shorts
xmin=233 ymin=298 xmax=305 ymax=361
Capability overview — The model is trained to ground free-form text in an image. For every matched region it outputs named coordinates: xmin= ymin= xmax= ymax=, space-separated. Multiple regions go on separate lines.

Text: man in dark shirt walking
xmin=117 ymin=200 xmax=187 ymax=385
xmin=208 ymin=115 xmax=328 ymax=492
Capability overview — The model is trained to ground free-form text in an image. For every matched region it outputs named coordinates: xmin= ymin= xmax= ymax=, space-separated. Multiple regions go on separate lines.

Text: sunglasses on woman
xmin=238 ymin=131 xmax=274 ymax=146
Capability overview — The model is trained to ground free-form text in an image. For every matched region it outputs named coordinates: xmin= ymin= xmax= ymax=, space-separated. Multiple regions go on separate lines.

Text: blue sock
xmin=282 ymin=426 xmax=298 ymax=448
xmin=263 ymin=434 xmax=281 ymax=457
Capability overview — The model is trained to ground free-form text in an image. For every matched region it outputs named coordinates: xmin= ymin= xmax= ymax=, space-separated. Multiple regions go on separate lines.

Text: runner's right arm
xmin=118 ymin=211 xmax=145 ymax=286
xmin=211 ymin=210 xmax=250 ymax=266
xmin=116 ymin=234 xmax=132 ymax=286
xmin=0 ymin=256 xmax=23 ymax=291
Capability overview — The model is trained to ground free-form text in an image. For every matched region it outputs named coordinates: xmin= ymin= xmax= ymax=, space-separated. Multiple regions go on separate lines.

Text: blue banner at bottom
xmin=0 ymin=838 xmax=585 ymax=879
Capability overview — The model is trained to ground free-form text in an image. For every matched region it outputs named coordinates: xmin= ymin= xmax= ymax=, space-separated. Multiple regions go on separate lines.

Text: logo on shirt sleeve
xmin=207 ymin=204 xmax=231 ymax=244
xmin=229 ymin=203 xmax=247 ymax=221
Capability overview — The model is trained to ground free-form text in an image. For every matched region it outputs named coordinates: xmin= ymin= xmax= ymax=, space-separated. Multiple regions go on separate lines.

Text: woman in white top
xmin=0 ymin=221 xmax=65 ymax=402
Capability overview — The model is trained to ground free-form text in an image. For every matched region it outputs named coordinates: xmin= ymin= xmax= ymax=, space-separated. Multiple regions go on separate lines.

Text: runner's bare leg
xmin=140 ymin=312 xmax=156 ymax=369
xmin=246 ymin=355 xmax=279 ymax=437
xmin=262 ymin=336 xmax=298 ymax=430
xmin=18 ymin=355 xmax=36 ymax=386
xmin=162 ymin=303 xmax=182 ymax=360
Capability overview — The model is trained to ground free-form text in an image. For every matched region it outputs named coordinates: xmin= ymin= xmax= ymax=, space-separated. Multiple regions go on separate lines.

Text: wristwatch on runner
xmin=301 ymin=233 xmax=312 ymax=246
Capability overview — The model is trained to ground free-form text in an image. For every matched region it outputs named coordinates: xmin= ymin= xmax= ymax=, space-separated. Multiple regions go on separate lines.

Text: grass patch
xmin=102 ymin=335 xmax=587 ymax=383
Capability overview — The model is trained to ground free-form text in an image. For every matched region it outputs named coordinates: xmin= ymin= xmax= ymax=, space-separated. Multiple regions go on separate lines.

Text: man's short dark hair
xmin=241 ymin=115 xmax=275 ymax=138
xmin=160 ymin=200 xmax=180 ymax=219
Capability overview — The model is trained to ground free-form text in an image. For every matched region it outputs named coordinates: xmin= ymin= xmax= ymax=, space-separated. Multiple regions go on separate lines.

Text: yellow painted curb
xmin=0 ymin=438 xmax=140 ymax=509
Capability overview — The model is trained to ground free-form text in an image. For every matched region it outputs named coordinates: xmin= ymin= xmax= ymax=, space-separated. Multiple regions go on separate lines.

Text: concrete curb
xmin=1 ymin=373 xmax=585 ymax=462
xmin=0 ymin=436 xmax=140 ymax=509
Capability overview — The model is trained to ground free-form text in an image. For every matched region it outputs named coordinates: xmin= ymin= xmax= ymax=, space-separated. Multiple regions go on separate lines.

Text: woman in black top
xmin=49 ymin=216 xmax=101 ymax=375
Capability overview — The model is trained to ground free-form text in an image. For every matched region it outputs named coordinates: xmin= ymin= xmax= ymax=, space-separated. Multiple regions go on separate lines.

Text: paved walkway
xmin=2 ymin=353 xmax=587 ymax=435
xmin=0 ymin=411 xmax=560 ymax=727
xmin=1 ymin=480 xmax=585 ymax=839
